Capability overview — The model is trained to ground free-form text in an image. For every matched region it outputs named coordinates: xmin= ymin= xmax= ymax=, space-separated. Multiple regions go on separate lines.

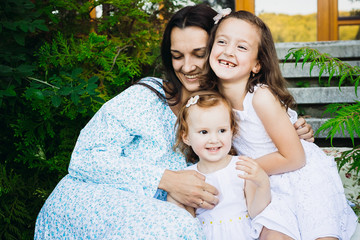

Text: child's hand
xmin=235 ymin=156 xmax=269 ymax=188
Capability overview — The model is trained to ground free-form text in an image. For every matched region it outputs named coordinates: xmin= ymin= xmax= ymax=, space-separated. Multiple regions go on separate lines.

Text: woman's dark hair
xmin=203 ymin=10 xmax=295 ymax=110
xmin=137 ymin=4 xmax=217 ymax=106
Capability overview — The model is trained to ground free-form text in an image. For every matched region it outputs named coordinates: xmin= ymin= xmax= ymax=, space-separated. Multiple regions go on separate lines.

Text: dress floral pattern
xmin=34 ymin=77 xmax=205 ymax=239
xmin=233 ymin=85 xmax=358 ymax=240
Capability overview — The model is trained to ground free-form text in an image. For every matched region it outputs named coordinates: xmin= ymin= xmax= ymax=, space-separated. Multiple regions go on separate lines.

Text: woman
xmin=34 ymin=4 xmax=313 ymax=239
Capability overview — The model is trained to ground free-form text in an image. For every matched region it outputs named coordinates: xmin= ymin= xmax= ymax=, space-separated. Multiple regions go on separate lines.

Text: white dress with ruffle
xmin=186 ymin=157 xmax=254 ymax=240
xmin=233 ymin=85 xmax=358 ymax=240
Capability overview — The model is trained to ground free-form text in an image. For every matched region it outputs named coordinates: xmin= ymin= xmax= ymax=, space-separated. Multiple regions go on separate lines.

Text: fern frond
xmin=285 ymin=47 xmax=360 ymax=89
xmin=336 ymin=147 xmax=360 ymax=175
xmin=316 ymin=102 xmax=360 ymax=146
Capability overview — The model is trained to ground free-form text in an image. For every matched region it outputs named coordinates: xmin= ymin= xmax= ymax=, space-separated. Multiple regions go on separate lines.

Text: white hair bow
xmin=185 ymin=95 xmax=200 ymax=108
xmin=213 ymin=8 xmax=232 ymax=24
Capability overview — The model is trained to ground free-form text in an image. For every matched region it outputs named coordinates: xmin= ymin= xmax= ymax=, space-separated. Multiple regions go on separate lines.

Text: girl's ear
xmin=182 ymin=132 xmax=191 ymax=146
xmin=252 ymin=61 xmax=261 ymax=74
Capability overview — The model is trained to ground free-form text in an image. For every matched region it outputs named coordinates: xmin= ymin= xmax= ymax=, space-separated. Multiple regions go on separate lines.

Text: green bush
xmin=0 ymin=0 xmax=189 ymax=238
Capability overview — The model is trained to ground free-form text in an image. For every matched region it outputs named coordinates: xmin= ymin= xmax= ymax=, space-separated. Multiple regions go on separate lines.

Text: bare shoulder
xmin=252 ymin=86 xmax=278 ymax=110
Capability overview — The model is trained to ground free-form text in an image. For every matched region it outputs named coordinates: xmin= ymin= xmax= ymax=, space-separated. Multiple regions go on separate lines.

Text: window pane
xmin=338 ymin=0 xmax=360 ymax=18
xmin=255 ymin=0 xmax=317 ymax=42
xmin=339 ymin=25 xmax=360 ymax=40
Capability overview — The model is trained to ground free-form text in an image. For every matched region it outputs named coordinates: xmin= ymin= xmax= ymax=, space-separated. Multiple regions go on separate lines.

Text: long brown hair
xmin=174 ymin=90 xmax=238 ymax=163
xmin=202 ymin=10 xmax=295 ymax=110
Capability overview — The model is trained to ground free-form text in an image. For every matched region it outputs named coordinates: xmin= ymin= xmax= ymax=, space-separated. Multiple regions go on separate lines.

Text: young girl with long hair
xmin=204 ymin=10 xmax=358 ymax=240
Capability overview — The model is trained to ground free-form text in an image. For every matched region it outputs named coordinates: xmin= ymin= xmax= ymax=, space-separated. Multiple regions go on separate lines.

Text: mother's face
xmin=170 ymin=26 xmax=209 ymax=93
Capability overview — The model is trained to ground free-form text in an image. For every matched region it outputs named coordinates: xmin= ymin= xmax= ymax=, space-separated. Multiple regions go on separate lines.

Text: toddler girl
xmin=169 ymin=91 xmax=271 ymax=240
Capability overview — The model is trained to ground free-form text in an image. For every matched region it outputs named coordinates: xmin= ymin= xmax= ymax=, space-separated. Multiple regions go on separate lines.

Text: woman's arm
xmin=237 ymin=156 xmax=271 ymax=218
xmin=68 ymin=79 xmax=220 ymax=205
xmin=68 ymin=85 xmax=166 ymax=197
xmin=252 ymin=87 xmax=306 ymax=175
xmin=69 ymin=80 xmax=181 ymax=198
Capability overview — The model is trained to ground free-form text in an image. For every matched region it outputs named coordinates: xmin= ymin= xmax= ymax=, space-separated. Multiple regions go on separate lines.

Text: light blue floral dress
xmin=34 ymin=77 xmax=204 ymax=239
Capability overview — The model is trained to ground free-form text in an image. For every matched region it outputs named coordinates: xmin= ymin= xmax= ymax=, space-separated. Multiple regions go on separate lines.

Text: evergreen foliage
xmin=0 ymin=0 xmax=188 ymax=238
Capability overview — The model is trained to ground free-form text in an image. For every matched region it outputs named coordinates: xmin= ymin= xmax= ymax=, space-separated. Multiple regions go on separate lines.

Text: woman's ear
xmin=182 ymin=132 xmax=191 ymax=146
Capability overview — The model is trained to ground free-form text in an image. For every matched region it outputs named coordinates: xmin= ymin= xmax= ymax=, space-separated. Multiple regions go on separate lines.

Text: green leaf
xmin=328 ymin=68 xmax=336 ymax=85
xmin=88 ymin=76 xmax=98 ymax=84
xmin=13 ymin=32 xmax=25 ymax=46
xmin=302 ymin=52 xmax=311 ymax=69
xmin=3 ymin=21 xmax=17 ymax=30
xmin=92 ymin=96 xmax=105 ymax=103
xmin=16 ymin=64 xmax=35 ymax=74
xmin=23 ymin=1 xmax=35 ymax=9
xmin=51 ymin=95 xmax=61 ymax=107
xmin=33 ymin=19 xmax=49 ymax=32
xmin=28 ymin=23 xmax=35 ymax=33
xmin=77 ymin=106 xmax=86 ymax=113
xmin=36 ymin=24 xmax=49 ymax=32
xmin=71 ymin=91 xmax=79 ymax=105
xmin=318 ymin=64 xmax=326 ymax=81
xmin=71 ymin=68 xmax=83 ymax=78
xmin=284 ymin=52 xmax=292 ymax=63
xmin=3 ymin=86 xmax=17 ymax=97
xmin=309 ymin=61 xmax=316 ymax=76
xmin=33 ymin=90 xmax=45 ymax=100
xmin=339 ymin=72 xmax=348 ymax=87
xmin=294 ymin=50 xmax=302 ymax=67
xmin=26 ymin=88 xmax=44 ymax=100
xmin=18 ymin=21 xmax=29 ymax=32
xmin=0 ymin=64 xmax=13 ymax=74
xmin=58 ymin=87 xmax=72 ymax=96
xmin=345 ymin=119 xmax=355 ymax=145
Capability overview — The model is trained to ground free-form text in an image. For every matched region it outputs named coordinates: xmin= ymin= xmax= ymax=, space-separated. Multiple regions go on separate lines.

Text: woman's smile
xmin=170 ymin=26 xmax=208 ymax=93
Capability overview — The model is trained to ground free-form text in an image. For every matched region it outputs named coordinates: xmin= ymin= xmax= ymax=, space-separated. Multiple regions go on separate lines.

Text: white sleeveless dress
xmin=186 ymin=157 xmax=254 ymax=240
xmin=233 ymin=85 xmax=358 ymax=240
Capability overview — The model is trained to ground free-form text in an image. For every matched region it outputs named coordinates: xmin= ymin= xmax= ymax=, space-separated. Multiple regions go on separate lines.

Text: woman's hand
xmin=159 ymin=169 xmax=219 ymax=210
xmin=294 ymin=117 xmax=314 ymax=142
